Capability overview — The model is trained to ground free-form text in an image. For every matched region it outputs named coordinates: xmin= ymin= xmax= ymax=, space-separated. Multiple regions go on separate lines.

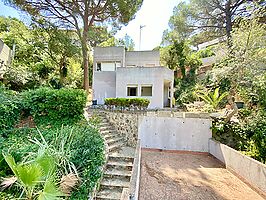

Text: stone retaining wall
xmin=103 ymin=110 xmax=211 ymax=147
xmin=104 ymin=111 xmax=143 ymax=147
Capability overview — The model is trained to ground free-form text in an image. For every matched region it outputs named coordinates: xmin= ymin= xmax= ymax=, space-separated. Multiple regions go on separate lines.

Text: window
xmin=96 ymin=62 xmax=120 ymax=71
xmin=96 ymin=63 xmax=101 ymax=71
xmin=127 ymin=86 xmax=138 ymax=96
xmin=141 ymin=85 xmax=152 ymax=96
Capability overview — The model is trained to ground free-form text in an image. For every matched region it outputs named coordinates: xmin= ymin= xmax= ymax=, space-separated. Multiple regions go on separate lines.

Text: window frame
xmin=127 ymin=85 xmax=138 ymax=97
xmin=141 ymin=85 xmax=153 ymax=97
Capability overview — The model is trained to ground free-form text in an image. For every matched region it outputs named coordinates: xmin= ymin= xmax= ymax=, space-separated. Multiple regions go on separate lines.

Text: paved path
xmin=139 ymin=150 xmax=265 ymax=200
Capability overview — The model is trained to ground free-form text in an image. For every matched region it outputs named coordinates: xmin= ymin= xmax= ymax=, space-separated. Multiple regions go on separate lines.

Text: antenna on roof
xmin=139 ymin=25 xmax=146 ymax=51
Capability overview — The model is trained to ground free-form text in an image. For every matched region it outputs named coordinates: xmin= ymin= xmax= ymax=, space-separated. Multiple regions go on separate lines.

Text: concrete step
xmin=108 ymin=141 xmax=124 ymax=152
xmin=96 ymin=188 xmax=121 ymax=200
xmin=106 ymin=137 xmax=123 ymax=146
xmin=100 ymin=177 xmax=130 ymax=188
xmin=104 ymin=168 xmax=132 ymax=177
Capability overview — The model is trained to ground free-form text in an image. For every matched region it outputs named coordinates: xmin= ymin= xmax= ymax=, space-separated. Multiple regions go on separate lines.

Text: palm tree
xmin=195 ymin=87 xmax=228 ymax=111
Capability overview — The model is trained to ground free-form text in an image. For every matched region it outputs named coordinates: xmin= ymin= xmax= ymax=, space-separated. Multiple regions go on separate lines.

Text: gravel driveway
xmin=139 ymin=149 xmax=265 ymax=200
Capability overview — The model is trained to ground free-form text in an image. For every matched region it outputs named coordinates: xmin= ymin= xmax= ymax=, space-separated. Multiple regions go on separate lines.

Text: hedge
xmin=21 ymin=87 xmax=87 ymax=126
xmin=105 ymin=98 xmax=150 ymax=109
xmin=0 ymin=87 xmax=21 ymax=132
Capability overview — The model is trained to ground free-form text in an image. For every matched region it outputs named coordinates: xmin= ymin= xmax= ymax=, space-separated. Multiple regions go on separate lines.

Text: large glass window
xmin=127 ymin=86 xmax=138 ymax=96
xmin=141 ymin=85 xmax=152 ymax=96
xmin=96 ymin=61 xmax=121 ymax=71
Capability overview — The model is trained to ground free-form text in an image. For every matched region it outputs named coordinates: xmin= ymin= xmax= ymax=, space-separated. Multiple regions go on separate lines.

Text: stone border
xmin=128 ymin=139 xmax=141 ymax=200
xmin=209 ymin=139 xmax=266 ymax=197
xmin=84 ymin=109 xmax=109 ymax=200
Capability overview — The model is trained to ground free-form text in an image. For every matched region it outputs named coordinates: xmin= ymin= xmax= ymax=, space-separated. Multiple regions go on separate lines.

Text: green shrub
xmin=21 ymin=87 xmax=87 ymax=126
xmin=69 ymin=123 xmax=104 ymax=198
xmin=105 ymin=98 xmax=150 ymax=109
xmin=0 ymin=87 xmax=21 ymax=132
xmin=212 ymin=110 xmax=266 ymax=164
xmin=196 ymin=47 xmax=215 ymax=58
xmin=0 ymin=123 xmax=104 ymax=198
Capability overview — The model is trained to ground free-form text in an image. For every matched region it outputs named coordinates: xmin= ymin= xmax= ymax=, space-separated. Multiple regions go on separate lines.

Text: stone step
xmin=100 ymin=126 xmax=112 ymax=131
xmin=108 ymin=154 xmax=134 ymax=162
xmin=106 ymin=137 xmax=123 ymax=146
xmin=96 ymin=188 xmax=121 ymax=200
xmin=104 ymin=134 xmax=117 ymax=140
xmin=101 ymin=130 xmax=116 ymax=135
xmin=100 ymin=177 xmax=130 ymax=188
xmin=108 ymin=142 xmax=124 ymax=152
xmin=104 ymin=168 xmax=132 ymax=177
xmin=99 ymin=121 xmax=110 ymax=126
xmin=107 ymin=160 xmax=133 ymax=167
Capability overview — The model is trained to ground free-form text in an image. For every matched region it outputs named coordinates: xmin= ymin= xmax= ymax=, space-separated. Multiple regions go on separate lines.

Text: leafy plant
xmin=105 ymin=98 xmax=150 ymax=110
xmin=20 ymin=87 xmax=87 ymax=126
xmin=195 ymin=87 xmax=228 ymax=111
xmin=1 ymin=151 xmax=63 ymax=200
xmin=0 ymin=87 xmax=21 ymax=132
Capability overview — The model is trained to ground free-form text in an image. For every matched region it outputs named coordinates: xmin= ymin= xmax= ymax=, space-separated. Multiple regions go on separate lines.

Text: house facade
xmin=92 ymin=47 xmax=174 ymax=109
xmin=0 ymin=39 xmax=12 ymax=79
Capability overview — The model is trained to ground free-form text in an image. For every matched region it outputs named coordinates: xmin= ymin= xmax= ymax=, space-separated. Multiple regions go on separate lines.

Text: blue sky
xmin=0 ymin=0 xmax=179 ymax=50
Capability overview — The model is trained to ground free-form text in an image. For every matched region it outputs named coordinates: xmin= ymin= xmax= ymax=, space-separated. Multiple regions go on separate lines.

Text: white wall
xmin=209 ymin=139 xmax=266 ymax=194
xmin=0 ymin=39 xmax=12 ymax=78
xmin=138 ymin=116 xmax=212 ymax=152
xmin=125 ymin=51 xmax=160 ymax=67
xmin=92 ymin=72 xmax=116 ymax=104
xmin=116 ymin=67 xmax=173 ymax=109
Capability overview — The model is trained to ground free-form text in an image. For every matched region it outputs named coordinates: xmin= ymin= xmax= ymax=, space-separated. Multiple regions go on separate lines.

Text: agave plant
xmin=195 ymin=87 xmax=229 ymax=111
xmin=1 ymin=150 xmax=64 ymax=200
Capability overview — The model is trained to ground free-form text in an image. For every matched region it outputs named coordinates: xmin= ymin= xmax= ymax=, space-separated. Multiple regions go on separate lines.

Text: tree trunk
xmin=82 ymin=47 xmax=89 ymax=92
xmin=225 ymin=0 xmax=233 ymax=48
xmin=82 ymin=12 xmax=89 ymax=92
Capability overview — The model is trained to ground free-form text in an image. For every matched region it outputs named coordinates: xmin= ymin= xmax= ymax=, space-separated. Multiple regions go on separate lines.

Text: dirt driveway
xmin=139 ymin=149 xmax=265 ymax=200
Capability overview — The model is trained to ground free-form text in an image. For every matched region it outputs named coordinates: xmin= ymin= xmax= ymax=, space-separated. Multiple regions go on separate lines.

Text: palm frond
xmin=38 ymin=179 xmax=64 ymax=200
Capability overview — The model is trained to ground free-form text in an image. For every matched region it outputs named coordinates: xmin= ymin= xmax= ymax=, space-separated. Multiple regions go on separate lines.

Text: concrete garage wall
xmin=138 ymin=116 xmax=212 ymax=152
xmin=209 ymin=139 xmax=266 ymax=194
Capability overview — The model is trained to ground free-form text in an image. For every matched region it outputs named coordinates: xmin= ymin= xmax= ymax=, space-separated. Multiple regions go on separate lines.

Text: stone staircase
xmin=89 ymin=111 xmax=135 ymax=200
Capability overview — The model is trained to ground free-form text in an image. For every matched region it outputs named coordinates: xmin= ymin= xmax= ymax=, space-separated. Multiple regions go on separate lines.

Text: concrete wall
xmin=125 ymin=51 xmax=160 ymax=67
xmin=138 ymin=116 xmax=212 ymax=152
xmin=93 ymin=72 xmax=116 ymax=104
xmin=93 ymin=46 xmax=125 ymax=68
xmin=116 ymin=67 xmax=173 ymax=109
xmin=0 ymin=39 xmax=12 ymax=78
xmin=209 ymin=139 xmax=266 ymax=194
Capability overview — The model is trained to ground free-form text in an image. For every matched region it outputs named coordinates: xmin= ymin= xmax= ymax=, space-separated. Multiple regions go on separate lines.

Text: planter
xmin=235 ymin=101 xmax=244 ymax=109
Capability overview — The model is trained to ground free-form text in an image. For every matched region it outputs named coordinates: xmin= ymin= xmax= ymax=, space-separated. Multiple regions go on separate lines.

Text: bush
xmin=0 ymin=87 xmax=21 ymax=132
xmin=105 ymin=98 xmax=150 ymax=109
xmin=21 ymin=87 xmax=87 ymax=126
xmin=212 ymin=110 xmax=266 ymax=164
xmin=196 ymin=47 xmax=215 ymax=58
xmin=0 ymin=123 xmax=104 ymax=198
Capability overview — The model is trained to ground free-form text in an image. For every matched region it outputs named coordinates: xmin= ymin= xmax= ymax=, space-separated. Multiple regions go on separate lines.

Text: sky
xmin=0 ymin=0 xmax=179 ymax=50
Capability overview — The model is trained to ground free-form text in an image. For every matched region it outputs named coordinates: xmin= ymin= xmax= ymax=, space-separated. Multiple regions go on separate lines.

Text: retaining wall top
xmin=102 ymin=109 xmax=211 ymax=119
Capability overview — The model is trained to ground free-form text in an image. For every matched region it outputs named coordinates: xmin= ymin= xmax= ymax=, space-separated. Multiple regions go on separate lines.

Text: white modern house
xmin=92 ymin=47 xmax=174 ymax=109
xmin=0 ymin=39 xmax=12 ymax=79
